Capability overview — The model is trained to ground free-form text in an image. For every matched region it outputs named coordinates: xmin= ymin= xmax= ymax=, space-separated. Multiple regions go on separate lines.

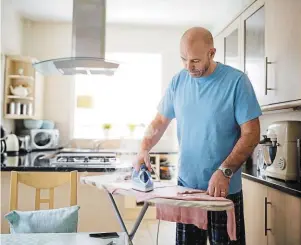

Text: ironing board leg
xmin=129 ymin=202 xmax=149 ymax=240
xmin=105 ymin=191 xmax=150 ymax=244
xmin=106 ymin=191 xmax=130 ymax=236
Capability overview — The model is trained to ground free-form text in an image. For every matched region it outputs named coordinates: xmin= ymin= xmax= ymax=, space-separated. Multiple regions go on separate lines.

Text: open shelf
xmin=4 ymin=114 xmax=34 ymax=119
xmin=8 ymin=75 xmax=34 ymax=81
xmin=7 ymin=95 xmax=34 ymax=100
xmin=3 ymin=55 xmax=44 ymax=120
xmin=8 ymin=55 xmax=38 ymax=63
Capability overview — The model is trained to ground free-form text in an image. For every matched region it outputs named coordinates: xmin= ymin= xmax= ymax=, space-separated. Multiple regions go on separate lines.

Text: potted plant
xmin=127 ymin=123 xmax=137 ymax=137
xmin=102 ymin=123 xmax=112 ymax=139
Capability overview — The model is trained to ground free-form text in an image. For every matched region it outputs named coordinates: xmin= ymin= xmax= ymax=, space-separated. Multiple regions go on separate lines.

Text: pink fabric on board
xmin=106 ymin=183 xmax=237 ymax=241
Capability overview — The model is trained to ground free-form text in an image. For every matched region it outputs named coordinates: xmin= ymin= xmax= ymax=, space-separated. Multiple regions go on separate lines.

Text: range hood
xmin=33 ymin=0 xmax=119 ymax=76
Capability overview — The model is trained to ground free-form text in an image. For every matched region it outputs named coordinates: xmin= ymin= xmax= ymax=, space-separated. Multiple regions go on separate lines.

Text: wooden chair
xmin=9 ymin=171 xmax=78 ymax=211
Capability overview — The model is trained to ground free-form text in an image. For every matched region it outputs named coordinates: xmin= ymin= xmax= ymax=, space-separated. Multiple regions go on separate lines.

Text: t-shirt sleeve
xmin=157 ymin=80 xmax=175 ymax=120
xmin=234 ymin=74 xmax=262 ymax=125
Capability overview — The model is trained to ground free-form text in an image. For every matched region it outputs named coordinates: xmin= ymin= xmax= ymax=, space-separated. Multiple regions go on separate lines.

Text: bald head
xmin=181 ymin=27 xmax=214 ymax=48
xmin=180 ymin=27 xmax=216 ymax=78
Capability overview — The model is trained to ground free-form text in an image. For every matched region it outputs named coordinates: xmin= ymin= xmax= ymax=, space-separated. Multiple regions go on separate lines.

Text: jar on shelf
xmin=15 ymin=102 xmax=21 ymax=115
xmin=21 ymin=104 xmax=27 ymax=115
xmin=27 ymin=103 xmax=33 ymax=116
xmin=8 ymin=102 xmax=15 ymax=114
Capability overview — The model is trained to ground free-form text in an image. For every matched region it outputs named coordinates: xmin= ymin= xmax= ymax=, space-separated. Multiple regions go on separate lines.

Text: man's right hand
xmin=133 ymin=150 xmax=151 ymax=172
xmin=133 ymin=113 xmax=172 ymax=172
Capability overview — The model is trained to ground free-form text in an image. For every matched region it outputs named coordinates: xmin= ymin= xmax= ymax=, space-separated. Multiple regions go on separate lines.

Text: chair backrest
xmin=9 ymin=171 xmax=78 ymax=211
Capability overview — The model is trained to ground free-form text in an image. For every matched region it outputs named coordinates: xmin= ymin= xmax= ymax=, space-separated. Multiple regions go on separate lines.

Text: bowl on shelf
xmin=23 ymin=119 xmax=43 ymax=129
xmin=41 ymin=120 xmax=55 ymax=129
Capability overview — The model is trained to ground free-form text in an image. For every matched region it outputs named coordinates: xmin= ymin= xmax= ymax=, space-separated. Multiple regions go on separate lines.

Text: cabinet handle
xmin=264 ymin=197 xmax=272 ymax=236
xmin=265 ymin=57 xmax=273 ymax=95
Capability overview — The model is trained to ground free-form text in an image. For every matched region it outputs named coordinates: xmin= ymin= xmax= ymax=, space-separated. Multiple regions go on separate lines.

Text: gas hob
xmin=50 ymin=152 xmax=122 ymax=167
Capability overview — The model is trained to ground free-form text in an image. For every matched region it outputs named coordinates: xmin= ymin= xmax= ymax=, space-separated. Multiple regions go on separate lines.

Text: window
xmin=73 ymin=52 xmax=162 ymax=139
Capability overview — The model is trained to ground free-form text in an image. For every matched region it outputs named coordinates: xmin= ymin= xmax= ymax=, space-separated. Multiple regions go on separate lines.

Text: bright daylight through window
xmin=73 ymin=53 xmax=162 ymax=139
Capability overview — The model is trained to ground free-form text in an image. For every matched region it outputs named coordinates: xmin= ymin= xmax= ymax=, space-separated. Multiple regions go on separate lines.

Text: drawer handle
xmin=264 ymin=197 xmax=272 ymax=236
xmin=265 ymin=57 xmax=273 ymax=95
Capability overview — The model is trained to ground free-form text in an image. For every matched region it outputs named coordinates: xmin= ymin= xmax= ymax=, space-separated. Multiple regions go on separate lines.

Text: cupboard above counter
xmin=214 ymin=0 xmax=301 ymax=111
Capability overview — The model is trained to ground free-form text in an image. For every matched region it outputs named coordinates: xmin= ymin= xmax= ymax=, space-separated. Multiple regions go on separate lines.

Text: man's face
xmin=180 ymin=41 xmax=215 ymax=78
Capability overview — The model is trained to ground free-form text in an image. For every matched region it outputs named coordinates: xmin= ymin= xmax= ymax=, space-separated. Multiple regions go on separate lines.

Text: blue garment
xmin=157 ymin=62 xmax=262 ymax=194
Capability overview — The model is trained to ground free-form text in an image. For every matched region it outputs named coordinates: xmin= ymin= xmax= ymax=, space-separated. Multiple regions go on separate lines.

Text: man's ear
xmin=210 ymin=48 xmax=216 ymax=58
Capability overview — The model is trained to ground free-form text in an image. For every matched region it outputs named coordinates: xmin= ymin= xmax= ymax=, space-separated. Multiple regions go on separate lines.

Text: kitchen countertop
xmin=0 ymin=149 xmax=177 ymax=172
xmin=0 ymin=151 xmax=131 ymax=172
xmin=242 ymin=165 xmax=301 ymax=198
xmin=2 ymin=151 xmax=300 ymax=198
xmin=59 ymin=148 xmax=178 ymax=155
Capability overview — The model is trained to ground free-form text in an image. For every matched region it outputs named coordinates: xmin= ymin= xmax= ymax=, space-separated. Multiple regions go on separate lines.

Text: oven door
xmin=32 ymin=131 xmax=54 ymax=149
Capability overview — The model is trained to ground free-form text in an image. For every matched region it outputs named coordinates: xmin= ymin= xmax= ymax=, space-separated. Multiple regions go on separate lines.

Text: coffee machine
xmin=259 ymin=121 xmax=301 ymax=182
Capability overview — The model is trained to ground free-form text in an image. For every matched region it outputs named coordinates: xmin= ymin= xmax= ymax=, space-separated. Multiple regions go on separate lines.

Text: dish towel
xmin=107 ymin=183 xmax=236 ymax=241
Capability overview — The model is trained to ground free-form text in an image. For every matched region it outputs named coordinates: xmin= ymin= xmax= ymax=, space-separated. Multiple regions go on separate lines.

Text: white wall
xmin=23 ymin=22 xmax=186 ymax=150
xmin=0 ymin=0 xmax=24 ymax=133
xmin=259 ymin=110 xmax=301 ymax=134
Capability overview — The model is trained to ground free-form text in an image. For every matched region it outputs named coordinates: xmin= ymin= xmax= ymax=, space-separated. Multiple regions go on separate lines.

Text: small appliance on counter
xmin=18 ymin=135 xmax=31 ymax=153
xmin=19 ymin=129 xmax=60 ymax=151
xmin=5 ymin=133 xmax=19 ymax=155
xmin=1 ymin=126 xmax=7 ymax=157
xmin=259 ymin=121 xmax=301 ymax=182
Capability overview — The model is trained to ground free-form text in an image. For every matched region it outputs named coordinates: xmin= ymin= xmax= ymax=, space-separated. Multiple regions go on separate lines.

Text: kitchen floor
xmin=125 ymin=220 xmax=210 ymax=245
xmin=125 ymin=220 xmax=176 ymax=245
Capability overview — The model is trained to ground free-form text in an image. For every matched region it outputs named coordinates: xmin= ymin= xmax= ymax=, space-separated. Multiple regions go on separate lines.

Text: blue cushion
xmin=4 ymin=205 xmax=80 ymax=233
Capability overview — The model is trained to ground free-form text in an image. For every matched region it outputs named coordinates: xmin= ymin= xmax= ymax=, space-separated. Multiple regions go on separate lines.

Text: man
xmin=133 ymin=27 xmax=262 ymax=245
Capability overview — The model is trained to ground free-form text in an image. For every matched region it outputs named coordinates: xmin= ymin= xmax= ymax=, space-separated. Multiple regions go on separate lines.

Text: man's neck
xmin=203 ymin=61 xmax=217 ymax=77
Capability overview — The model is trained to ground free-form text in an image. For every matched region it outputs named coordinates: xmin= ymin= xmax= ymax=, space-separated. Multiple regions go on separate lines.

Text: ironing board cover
xmin=80 ymin=174 xmax=234 ymax=211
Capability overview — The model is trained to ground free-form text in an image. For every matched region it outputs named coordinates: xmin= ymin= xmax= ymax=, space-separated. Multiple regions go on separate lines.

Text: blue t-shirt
xmin=157 ymin=62 xmax=262 ymax=194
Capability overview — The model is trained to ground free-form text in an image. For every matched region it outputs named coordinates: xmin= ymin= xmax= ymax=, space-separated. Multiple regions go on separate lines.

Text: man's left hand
xmin=206 ymin=170 xmax=230 ymax=197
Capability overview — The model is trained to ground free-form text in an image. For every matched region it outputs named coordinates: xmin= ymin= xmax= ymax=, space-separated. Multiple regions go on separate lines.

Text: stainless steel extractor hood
xmin=33 ymin=0 xmax=119 ymax=76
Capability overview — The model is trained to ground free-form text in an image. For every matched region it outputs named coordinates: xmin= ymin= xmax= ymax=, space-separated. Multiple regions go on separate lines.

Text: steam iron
xmin=131 ymin=164 xmax=154 ymax=192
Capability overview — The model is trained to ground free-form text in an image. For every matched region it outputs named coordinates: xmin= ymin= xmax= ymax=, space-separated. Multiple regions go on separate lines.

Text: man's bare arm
xmin=221 ymin=118 xmax=260 ymax=172
xmin=141 ymin=113 xmax=172 ymax=152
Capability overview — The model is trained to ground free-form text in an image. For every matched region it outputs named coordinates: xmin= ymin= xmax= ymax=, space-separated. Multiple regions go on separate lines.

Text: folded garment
xmin=106 ymin=182 xmax=236 ymax=241
xmin=156 ymin=190 xmax=236 ymax=241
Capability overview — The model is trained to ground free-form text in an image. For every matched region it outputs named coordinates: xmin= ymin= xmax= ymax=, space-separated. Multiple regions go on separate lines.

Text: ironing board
xmin=80 ymin=174 xmax=233 ymax=244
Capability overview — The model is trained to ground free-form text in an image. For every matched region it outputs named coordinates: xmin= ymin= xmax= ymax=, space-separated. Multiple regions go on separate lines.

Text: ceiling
xmin=11 ymin=0 xmax=254 ymax=35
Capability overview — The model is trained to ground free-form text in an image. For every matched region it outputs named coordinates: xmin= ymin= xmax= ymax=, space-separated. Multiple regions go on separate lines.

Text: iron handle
xmin=264 ymin=197 xmax=272 ymax=236
xmin=265 ymin=57 xmax=273 ymax=95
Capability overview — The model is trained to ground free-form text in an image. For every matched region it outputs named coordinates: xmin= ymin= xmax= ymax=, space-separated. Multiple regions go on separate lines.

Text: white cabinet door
xmin=214 ymin=33 xmax=224 ymax=64
xmin=223 ymin=18 xmax=243 ymax=71
xmin=265 ymin=0 xmax=301 ymax=104
xmin=241 ymin=0 xmax=269 ymax=106
xmin=214 ymin=17 xmax=242 ymax=70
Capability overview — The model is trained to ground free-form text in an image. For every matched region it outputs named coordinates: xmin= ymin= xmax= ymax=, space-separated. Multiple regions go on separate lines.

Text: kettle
xmin=5 ymin=134 xmax=19 ymax=154
xmin=1 ymin=126 xmax=7 ymax=155
xmin=1 ymin=137 xmax=6 ymax=154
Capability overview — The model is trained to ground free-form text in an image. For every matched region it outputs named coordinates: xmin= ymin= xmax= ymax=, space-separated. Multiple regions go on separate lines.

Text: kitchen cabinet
xmin=242 ymin=0 xmax=301 ymax=107
xmin=242 ymin=178 xmax=301 ymax=245
xmin=213 ymin=34 xmax=224 ymax=64
xmin=264 ymin=0 xmax=301 ymax=105
xmin=3 ymin=55 xmax=44 ymax=120
xmin=215 ymin=0 xmax=301 ymax=109
xmin=241 ymin=0 xmax=267 ymax=106
xmin=242 ymin=178 xmax=268 ymax=245
xmin=267 ymin=188 xmax=301 ymax=245
xmin=214 ymin=18 xmax=242 ymax=71
xmin=223 ymin=18 xmax=242 ymax=71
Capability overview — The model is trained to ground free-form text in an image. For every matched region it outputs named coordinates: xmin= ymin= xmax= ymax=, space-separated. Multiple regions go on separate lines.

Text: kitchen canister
xmin=9 ymin=102 xmax=15 ymax=114
xmin=21 ymin=104 xmax=27 ymax=115
xmin=27 ymin=103 xmax=33 ymax=116
xmin=15 ymin=102 xmax=21 ymax=115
